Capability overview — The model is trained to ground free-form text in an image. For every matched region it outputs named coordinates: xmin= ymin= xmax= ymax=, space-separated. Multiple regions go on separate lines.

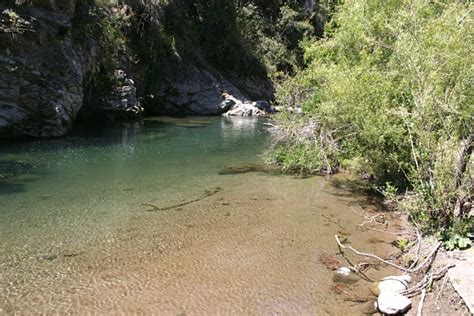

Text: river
xmin=0 ymin=117 xmax=397 ymax=315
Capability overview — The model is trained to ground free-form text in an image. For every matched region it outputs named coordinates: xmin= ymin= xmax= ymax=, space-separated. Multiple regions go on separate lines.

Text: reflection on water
xmin=0 ymin=117 xmax=396 ymax=315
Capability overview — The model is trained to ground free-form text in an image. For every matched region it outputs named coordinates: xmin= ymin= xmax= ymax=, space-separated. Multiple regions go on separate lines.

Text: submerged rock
xmin=319 ymin=253 xmax=342 ymax=270
xmin=0 ymin=159 xmax=38 ymax=180
xmin=360 ymin=300 xmax=378 ymax=314
xmin=332 ymin=267 xmax=360 ymax=284
xmin=39 ymin=253 xmax=58 ymax=261
xmin=377 ymin=292 xmax=411 ymax=315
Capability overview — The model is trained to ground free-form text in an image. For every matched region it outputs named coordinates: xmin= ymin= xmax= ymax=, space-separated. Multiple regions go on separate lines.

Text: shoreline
xmin=0 ymin=173 xmax=405 ymax=314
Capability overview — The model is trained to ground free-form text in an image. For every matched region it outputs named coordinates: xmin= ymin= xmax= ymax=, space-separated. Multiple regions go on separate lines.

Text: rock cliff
xmin=0 ymin=0 xmax=273 ymax=138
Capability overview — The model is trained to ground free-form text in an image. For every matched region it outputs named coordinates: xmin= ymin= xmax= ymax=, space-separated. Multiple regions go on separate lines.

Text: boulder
xmin=370 ymin=275 xmax=411 ymax=296
xmin=377 ymin=292 xmax=412 ymax=315
xmin=153 ymin=64 xmax=271 ymax=117
xmin=223 ymin=102 xmax=267 ymax=117
xmin=155 ymin=64 xmax=250 ymax=115
xmin=255 ymin=100 xmax=272 ymax=113
xmin=222 ymin=95 xmax=270 ymax=117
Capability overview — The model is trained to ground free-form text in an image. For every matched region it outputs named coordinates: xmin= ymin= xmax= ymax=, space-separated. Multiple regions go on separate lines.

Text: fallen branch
xmin=409 ymin=225 xmax=422 ymax=269
xmin=335 ymin=235 xmax=442 ymax=273
xmin=402 ymin=264 xmax=454 ymax=297
xmin=416 ymin=288 xmax=426 ymax=316
xmin=410 ymin=241 xmax=442 ymax=273
xmin=336 ymin=234 xmax=410 ymax=271
xmin=352 ymin=205 xmax=401 ymax=236
xmin=434 ymin=271 xmax=449 ymax=306
xmin=143 ymin=187 xmax=223 ymax=212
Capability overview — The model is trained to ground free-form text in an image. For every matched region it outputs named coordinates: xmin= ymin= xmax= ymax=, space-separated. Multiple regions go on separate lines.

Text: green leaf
xmin=457 ymin=237 xmax=470 ymax=250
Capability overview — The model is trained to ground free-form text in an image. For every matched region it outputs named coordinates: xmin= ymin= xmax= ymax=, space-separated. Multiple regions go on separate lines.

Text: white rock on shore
xmin=377 ymin=292 xmax=412 ymax=315
xmin=371 ymin=274 xmax=411 ymax=296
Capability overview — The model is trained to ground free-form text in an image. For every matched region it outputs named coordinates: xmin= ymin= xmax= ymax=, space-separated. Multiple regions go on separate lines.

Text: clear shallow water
xmin=0 ymin=117 xmax=397 ymax=315
xmin=0 ymin=117 xmax=267 ymax=245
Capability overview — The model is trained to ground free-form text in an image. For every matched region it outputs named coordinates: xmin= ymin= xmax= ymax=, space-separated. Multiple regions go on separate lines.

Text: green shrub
xmin=273 ymin=0 xmax=473 ymax=246
xmin=266 ymin=114 xmax=340 ymax=175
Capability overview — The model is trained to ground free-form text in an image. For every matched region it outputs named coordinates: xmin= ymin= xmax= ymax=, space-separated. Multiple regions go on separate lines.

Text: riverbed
xmin=0 ymin=117 xmax=398 ymax=315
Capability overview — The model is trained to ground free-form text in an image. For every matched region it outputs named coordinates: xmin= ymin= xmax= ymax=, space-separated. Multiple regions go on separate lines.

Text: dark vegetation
xmin=67 ymin=0 xmax=335 ymax=94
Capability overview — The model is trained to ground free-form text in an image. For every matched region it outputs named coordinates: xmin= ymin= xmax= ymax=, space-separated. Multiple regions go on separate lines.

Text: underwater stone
xmin=333 ymin=267 xmax=360 ymax=284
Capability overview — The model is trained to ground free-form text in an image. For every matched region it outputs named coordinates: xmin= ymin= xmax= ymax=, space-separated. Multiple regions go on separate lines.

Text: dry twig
xmin=402 ymin=264 xmax=454 ymax=297
xmin=335 ymin=235 xmax=442 ymax=273
xmin=416 ymin=288 xmax=426 ymax=316
xmin=142 ymin=187 xmax=222 ymax=212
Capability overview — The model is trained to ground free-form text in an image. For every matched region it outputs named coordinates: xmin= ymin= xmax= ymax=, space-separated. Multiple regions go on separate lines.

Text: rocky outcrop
xmin=0 ymin=6 xmax=83 ymax=138
xmin=0 ymin=3 xmax=143 ymax=138
xmin=83 ymin=69 xmax=143 ymax=121
xmin=222 ymin=97 xmax=270 ymax=117
xmin=153 ymin=64 xmax=264 ymax=116
xmin=150 ymin=64 xmax=272 ymax=117
xmin=0 ymin=2 xmax=274 ymax=139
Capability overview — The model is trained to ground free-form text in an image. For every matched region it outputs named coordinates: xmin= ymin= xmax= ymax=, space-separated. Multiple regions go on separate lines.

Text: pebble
xmin=333 ymin=267 xmax=360 ymax=284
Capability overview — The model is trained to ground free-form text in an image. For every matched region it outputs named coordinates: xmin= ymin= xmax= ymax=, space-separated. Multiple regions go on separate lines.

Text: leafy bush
xmin=273 ymin=0 xmax=473 ymax=245
xmin=267 ymin=114 xmax=339 ymax=175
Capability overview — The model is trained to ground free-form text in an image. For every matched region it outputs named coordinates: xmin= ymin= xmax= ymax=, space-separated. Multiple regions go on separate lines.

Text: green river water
xmin=0 ymin=117 xmax=396 ymax=315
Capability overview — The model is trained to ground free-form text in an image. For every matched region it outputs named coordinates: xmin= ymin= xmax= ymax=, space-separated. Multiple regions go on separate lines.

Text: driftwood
xmin=401 ymin=264 xmax=454 ymax=297
xmin=335 ymin=235 xmax=442 ymax=274
xmin=352 ymin=204 xmax=401 ymax=236
xmin=409 ymin=225 xmax=422 ymax=269
xmin=336 ymin=235 xmax=410 ymax=271
xmin=434 ymin=269 xmax=450 ymax=305
xmin=416 ymin=288 xmax=426 ymax=316
xmin=142 ymin=187 xmax=223 ymax=212
xmin=335 ymin=234 xmax=456 ymax=301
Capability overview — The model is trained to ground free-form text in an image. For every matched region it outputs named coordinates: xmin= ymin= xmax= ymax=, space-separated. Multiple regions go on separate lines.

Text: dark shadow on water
xmin=329 ymin=177 xmax=389 ymax=212
xmin=0 ymin=159 xmax=38 ymax=178
xmin=329 ymin=177 xmax=372 ymax=196
xmin=0 ymin=180 xmax=27 ymax=195
xmin=0 ymin=159 xmax=43 ymax=195
xmin=0 ymin=121 xmax=148 ymax=156
xmin=218 ymin=162 xmax=282 ymax=176
xmin=143 ymin=116 xmax=212 ymax=129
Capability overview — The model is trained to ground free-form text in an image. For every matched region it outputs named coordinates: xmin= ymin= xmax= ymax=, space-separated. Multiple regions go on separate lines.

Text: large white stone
xmin=371 ymin=275 xmax=411 ymax=295
xmin=377 ymin=292 xmax=412 ymax=315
